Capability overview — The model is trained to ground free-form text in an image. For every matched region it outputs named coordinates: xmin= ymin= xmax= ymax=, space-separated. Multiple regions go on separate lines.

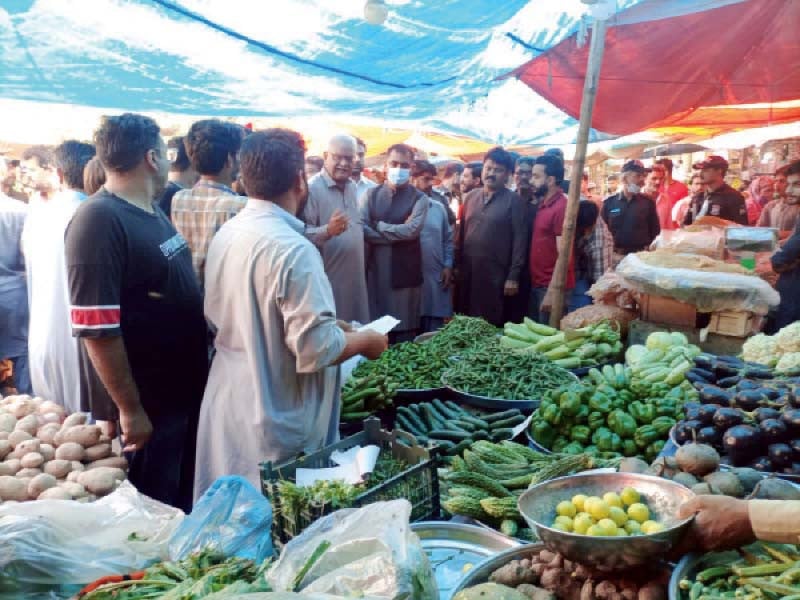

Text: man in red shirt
xmin=529 ymin=154 xmax=573 ymax=324
xmin=654 ymin=158 xmax=688 ymax=231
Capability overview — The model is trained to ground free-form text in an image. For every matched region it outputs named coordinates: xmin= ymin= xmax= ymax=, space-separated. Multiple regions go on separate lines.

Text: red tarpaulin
xmin=511 ymin=0 xmax=800 ymax=136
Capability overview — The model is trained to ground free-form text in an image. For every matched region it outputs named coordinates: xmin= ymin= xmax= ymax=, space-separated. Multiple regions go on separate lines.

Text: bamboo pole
xmin=549 ymin=18 xmax=607 ymax=327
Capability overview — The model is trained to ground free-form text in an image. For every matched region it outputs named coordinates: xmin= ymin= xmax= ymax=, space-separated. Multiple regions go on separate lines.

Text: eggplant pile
xmin=671 ymin=353 xmax=800 ymax=475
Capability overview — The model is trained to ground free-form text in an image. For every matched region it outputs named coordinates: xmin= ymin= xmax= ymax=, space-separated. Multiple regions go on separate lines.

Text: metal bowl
xmin=518 ymin=472 xmax=695 ymax=572
xmin=450 ymin=543 xmax=544 ymax=597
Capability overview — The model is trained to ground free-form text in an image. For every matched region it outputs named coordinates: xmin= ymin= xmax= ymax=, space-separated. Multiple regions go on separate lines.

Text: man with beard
xmin=511 ymin=157 xmax=536 ymax=323
xmin=362 ymin=144 xmax=428 ymax=343
xmin=460 ymin=162 xmax=483 ymax=197
xmin=195 ymin=129 xmax=387 ymax=497
xmin=412 ymin=159 xmax=456 ymax=224
xmin=351 ymin=137 xmax=377 ymax=201
xmin=771 ymin=160 xmax=800 ymax=330
xmin=758 ymin=164 xmax=799 ymax=233
xmin=171 ymin=119 xmax=245 ymax=291
xmin=65 ymin=114 xmax=208 ymax=510
xmin=684 ymin=155 xmax=747 ymax=226
xmin=304 ymin=135 xmax=369 ymax=324
xmin=456 ymin=147 xmax=527 ymax=326
xmin=528 ymin=154 xmax=574 ymax=324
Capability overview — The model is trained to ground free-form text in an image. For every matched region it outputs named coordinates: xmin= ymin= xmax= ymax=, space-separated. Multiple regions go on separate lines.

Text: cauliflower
xmin=774 ymin=322 xmax=800 ymax=353
xmin=741 ymin=333 xmax=779 ymax=367
xmin=776 ymin=352 xmax=800 ymax=375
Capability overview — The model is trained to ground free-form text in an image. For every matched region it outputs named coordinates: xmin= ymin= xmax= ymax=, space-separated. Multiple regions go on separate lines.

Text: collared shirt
xmin=655 ymin=180 xmax=688 ymax=231
xmin=684 ymin=183 xmax=748 ymax=226
xmin=602 ymin=192 xmax=661 ymax=252
xmin=171 ymin=180 xmax=246 ymax=290
xmin=530 ymin=190 xmax=574 ymax=289
xmin=0 ymin=193 xmax=28 ymax=358
xmin=757 ymin=199 xmax=800 ymax=232
xmin=585 ymin=217 xmax=614 ymax=283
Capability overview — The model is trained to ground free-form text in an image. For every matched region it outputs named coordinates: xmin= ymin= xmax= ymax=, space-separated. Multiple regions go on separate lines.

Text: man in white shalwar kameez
xmin=194 ymin=129 xmax=388 ymax=500
xmin=22 ymin=141 xmax=95 ymax=413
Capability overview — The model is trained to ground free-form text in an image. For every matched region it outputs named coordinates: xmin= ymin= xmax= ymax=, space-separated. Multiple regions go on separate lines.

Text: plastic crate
xmin=260 ymin=417 xmax=440 ymax=550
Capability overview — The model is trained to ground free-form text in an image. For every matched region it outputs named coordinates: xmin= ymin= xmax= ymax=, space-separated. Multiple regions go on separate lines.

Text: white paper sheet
xmin=295 ymin=444 xmax=381 ymax=487
xmin=340 ymin=315 xmax=401 ymax=385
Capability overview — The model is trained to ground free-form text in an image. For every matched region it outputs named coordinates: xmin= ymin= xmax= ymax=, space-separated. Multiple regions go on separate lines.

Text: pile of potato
xmin=0 ymin=395 xmax=127 ymax=503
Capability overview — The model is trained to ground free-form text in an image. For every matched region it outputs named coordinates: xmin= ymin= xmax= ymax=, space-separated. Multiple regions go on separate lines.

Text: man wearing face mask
xmin=362 ymin=144 xmax=428 ymax=343
xmin=196 ymin=129 xmax=388 ymax=497
xmin=456 ymin=147 xmax=527 ymax=327
xmin=602 ymin=160 xmax=661 ymax=265
xmin=65 ymin=113 xmax=209 ymax=510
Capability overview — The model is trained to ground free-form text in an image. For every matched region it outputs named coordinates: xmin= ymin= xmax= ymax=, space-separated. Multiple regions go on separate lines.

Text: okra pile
xmin=394 ymin=398 xmax=526 ymax=456
xmin=442 ymin=340 xmax=576 ymax=401
xmin=679 ymin=542 xmax=800 ymax=600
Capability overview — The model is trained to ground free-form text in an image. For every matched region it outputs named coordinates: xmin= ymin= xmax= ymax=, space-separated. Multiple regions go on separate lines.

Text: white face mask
xmin=387 ymin=167 xmax=410 ymax=185
xmin=626 ymin=182 xmax=641 ymax=194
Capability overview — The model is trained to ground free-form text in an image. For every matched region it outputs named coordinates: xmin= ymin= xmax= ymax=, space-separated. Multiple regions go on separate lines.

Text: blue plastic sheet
xmin=168 ymin=475 xmax=273 ymax=563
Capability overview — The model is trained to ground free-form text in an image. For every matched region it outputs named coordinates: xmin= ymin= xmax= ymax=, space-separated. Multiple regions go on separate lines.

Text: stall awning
xmin=510 ymin=0 xmax=800 ymax=137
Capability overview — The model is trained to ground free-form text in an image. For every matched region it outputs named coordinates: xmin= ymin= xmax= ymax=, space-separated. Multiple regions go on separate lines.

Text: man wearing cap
xmin=684 ymin=156 xmax=747 ymax=226
xmin=601 ymin=160 xmax=661 ymax=264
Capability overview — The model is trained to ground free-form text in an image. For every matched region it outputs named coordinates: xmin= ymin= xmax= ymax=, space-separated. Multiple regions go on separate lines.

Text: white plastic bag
xmin=0 ymin=481 xmax=183 ymax=585
xmin=617 ymin=253 xmax=781 ymax=314
xmin=266 ymin=500 xmax=437 ymax=599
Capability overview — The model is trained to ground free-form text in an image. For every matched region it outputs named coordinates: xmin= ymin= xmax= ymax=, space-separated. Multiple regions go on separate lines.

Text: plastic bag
xmin=266 ymin=500 xmax=437 ymax=599
xmin=653 ymin=228 xmax=725 ymax=258
xmin=725 ymin=226 xmax=778 ymax=252
xmin=617 ymin=254 xmax=781 ymax=315
xmin=168 ymin=475 xmax=273 ymax=563
xmin=560 ymin=304 xmax=638 ymax=336
xmin=0 ymin=481 xmax=182 ymax=585
xmin=587 ymin=272 xmax=639 ymax=308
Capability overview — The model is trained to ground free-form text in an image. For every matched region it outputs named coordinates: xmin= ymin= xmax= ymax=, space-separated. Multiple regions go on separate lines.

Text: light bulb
xmin=364 ymin=0 xmax=388 ymax=25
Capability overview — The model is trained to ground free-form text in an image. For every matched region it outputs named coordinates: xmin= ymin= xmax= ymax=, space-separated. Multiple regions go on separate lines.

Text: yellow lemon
xmin=576 ymin=511 xmax=594 ymax=523
xmin=586 ymin=524 xmax=605 ymax=537
xmin=620 ymin=487 xmax=641 ymax=506
xmin=589 ymin=500 xmax=611 ymax=520
xmin=573 ymin=514 xmax=593 ymax=535
xmin=557 ymin=500 xmax=577 ymax=518
xmin=571 ymin=494 xmax=588 ymax=512
xmin=615 ymin=528 xmax=628 ymax=537
xmin=603 ymin=492 xmax=623 ymax=509
xmin=624 ymin=520 xmax=642 ymax=535
xmin=609 ymin=506 xmax=628 ymax=527
xmin=552 ymin=521 xmax=572 ymax=532
xmin=584 ymin=496 xmax=602 ymax=513
xmin=641 ymin=520 xmax=665 ymax=535
xmin=627 ymin=503 xmax=650 ymax=524
xmin=597 ymin=518 xmax=618 ymax=536
xmin=555 ymin=515 xmax=574 ymax=531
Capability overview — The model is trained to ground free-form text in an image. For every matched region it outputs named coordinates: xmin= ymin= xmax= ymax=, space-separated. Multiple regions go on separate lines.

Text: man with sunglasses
xmin=304 ymin=135 xmax=370 ymax=325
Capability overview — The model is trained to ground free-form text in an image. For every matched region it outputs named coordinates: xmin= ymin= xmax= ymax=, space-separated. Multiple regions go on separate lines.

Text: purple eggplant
xmin=723 ymin=424 xmax=764 ymax=466
xmin=768 ymin=443 xmax=794 ymax=468
xmin=697 ymin=426 xmax=723 ymax=448
xmin=791 ymin=438 xmax=800 ymax=460
xmin=735 ymin=389 xmax=766 ymax=411
xmin=760 ymin=419 xmax=789 ymax=443
xmin=790 ymin=391 xmax=800 ymax=409
xmin=717 ymin=375 xmax=741 ymax=388
xmin=749 ymin=456 xmax=773 ymax=471
xmin=674 ymin=422 xmax=694 ymax=445
xmin=713 ymin=407 xmax=745 ymax=430
xmin=758 ymin=387 xmax=780 ymax=401
xmin=696 ymin=404 xmax=720 ymax=425
xmin=737 ymin=379 xmax=760 ymax=391
xmin=783 ymin=409 xmax=800 ymax=435
xmin=784 ymin=462 xmax=800 ymax=476
xmin=754 ymin=407 xmax=781 ymax=422
xmin=699 ymin=385 xmax=731 ymax=406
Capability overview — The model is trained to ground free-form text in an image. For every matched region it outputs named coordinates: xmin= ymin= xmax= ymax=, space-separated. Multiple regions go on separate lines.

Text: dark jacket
xmin=772 ymin=223 xmax=800 ymax=329
xmin=684 ymin=183 xmax=748 ymax=226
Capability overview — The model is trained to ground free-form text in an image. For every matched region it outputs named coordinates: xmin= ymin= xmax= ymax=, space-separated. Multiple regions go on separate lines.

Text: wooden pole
xmin=549 ymin=18 xmax=607 ymax=327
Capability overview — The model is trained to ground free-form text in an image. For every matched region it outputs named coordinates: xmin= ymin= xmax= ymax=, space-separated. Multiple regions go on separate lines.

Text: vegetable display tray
xmin=411 ymin=521 xmax=520 ymax=600
xmin=669 ymin=551 xmax=736 ymax=600
xmin=450 ymin=543 xmax=545 ymax=594
xmin=442 ymin=372 xmax=578 ymax=411
xmin=260 ymin=417 xmax=441 ymax=551
xmin=395 ymin=387 xmax=450 ymax=402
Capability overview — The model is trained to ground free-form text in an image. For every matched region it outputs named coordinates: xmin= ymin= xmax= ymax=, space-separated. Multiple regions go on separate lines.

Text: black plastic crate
xmin=260 ymin=417 xmax=441 ymax=550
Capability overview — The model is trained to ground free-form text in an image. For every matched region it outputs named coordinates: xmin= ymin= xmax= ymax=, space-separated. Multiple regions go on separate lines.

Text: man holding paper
xmin=194 ymin=129 xmax=388 ymax=500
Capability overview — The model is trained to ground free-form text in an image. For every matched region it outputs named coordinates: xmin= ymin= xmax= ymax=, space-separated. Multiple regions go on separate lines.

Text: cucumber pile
xmin=394 ymin=399 xmax=526 ymax=457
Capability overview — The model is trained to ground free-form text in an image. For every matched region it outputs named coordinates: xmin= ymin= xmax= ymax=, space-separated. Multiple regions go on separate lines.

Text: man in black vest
xmin=362 ymin=144 xmax=428 ymax=343
xmin=684 ymin=155 xmax=747 ymax=225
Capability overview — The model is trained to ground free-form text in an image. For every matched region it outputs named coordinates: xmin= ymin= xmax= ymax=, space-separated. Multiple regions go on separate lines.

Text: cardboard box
xmin=706 ymin=311 xmax=762 ymax=338
xmin=639 ymin=294 xmax=698 ymax=327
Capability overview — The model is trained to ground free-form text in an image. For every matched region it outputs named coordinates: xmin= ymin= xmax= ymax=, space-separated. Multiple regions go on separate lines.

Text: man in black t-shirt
xmin=65 ymin=113 xmax=208 ymax=511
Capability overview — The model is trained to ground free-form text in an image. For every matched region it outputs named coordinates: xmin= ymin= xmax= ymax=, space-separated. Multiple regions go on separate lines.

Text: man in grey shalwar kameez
xmin=304 ymin=135 xmax=370 ymax=324
xmin=195 ymin=130 xmax=388 ymax=499
xmin=361 ymin=144 xmax=428 ymax=343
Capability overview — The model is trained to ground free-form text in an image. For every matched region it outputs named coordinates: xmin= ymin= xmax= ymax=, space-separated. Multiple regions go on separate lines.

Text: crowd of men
xmin=1 ymin=114 xmax=799 ymax=512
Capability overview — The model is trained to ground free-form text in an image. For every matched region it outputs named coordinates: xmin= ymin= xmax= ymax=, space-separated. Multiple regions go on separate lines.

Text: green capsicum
xmin=629 ymin=401 xmax=656 ymax=424
xmin=655 ymin=399 xmax=678 ymax=418
xmin=531 ymin=420 xmax=557 ymax=448
xmin=559 ymin=390 xmax=583 ymax=417
xmin=574 ymin=404 xmax=590 ymax=424
xmin=634 ymin=424 xmax=661 ymax=449
xmin=651 ymin=416 xmax=676 ymax=435
xmin=593 ymin=427 xmax=615 ymax=451
xmin=552 ymin=437 xmax=569 ymax=453
xmin=570 ymin=425 xmax=592 ymax=445
xmin=562 ymin=441 xmax=585 ymax=455
xmin=588 ymin=392 xmax=612 ymax=414
xmin=622 ymin=439 xmax=638 ymax=457
xmin=609 ymin=410 xmax=637 ymax=438
xmin=645 ymin=440 xmax=666 ymax=461
xmin=541 ymin=403 xmax=562 ymax=426
xmin=588 ymin=411 xmax=606 ymax=431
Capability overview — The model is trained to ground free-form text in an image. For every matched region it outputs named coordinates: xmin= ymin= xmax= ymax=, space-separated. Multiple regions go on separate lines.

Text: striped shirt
xmin=171 ymin=181 xmax=245 ymax=290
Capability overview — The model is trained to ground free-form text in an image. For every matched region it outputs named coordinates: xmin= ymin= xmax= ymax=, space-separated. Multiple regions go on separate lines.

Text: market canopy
xmin=0 ymin=0 xmax=641 ymax=146
xmin=511 ymin=0 xmax=800 ymax=138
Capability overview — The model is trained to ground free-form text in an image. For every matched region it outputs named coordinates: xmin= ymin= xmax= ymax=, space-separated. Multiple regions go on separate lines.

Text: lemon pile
xmin=550 ymin=487 xmax=665 ymax=537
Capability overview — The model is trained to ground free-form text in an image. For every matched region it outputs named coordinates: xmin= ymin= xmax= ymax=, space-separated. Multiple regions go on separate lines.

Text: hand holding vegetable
xmin=677 ymin=495 xmax=754 ymax=552
xmin=119 ymin=405 xmax=153 ymax=452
